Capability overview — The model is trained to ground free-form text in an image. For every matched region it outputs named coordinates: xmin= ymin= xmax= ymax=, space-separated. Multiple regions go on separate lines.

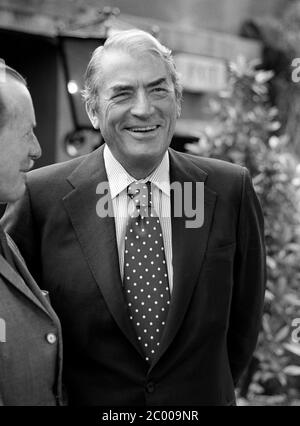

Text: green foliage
xmin=185 ymin=57 xmax=300 ymax=400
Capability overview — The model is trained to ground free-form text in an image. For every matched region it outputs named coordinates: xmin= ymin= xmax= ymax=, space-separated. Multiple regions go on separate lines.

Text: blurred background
xmin=1 ymin=0 xmax=300 ymax=405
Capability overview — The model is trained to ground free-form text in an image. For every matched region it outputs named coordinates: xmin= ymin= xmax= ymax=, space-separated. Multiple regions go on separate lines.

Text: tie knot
xmin=128 ymin=181 xmax=152 ymax=207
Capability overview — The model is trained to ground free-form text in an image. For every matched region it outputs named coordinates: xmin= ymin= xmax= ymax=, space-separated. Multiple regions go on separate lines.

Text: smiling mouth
xmin=126 ymin=125 xmax=160 ymax=133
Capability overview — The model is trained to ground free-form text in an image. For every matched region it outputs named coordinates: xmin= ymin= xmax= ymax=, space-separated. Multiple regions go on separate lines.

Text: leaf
xmin=255 ymin=70 xmax=274 ymax=84
xmin=283 ymin=366 xmax=300 ymax=376
xmin=262 ymin=315 xmax=272 ymax=335
xmin=283 ymin=293 xmax=300 ymax=307
xmin=266 ymin=256 xmax=277 ymax=269
xmin=275 ymin=326 xmax=290 ymax=342
xmin=265 ymin=289 xmax=275 ymax=302
xmin=278 ymin=372 xmax=287 ymax=386
xmin=284 ymin=343 xmax=300 ymax=357
xmin=286 ymin=243 xmax=300 ymax=251
xmin=269 ymin=136 xmax=280 ymax=148
xmin=249 ymin=382 xmax=265 ymax=394
xmin=268 ymin=122 xmax=281 ymax=132
xmin=268 ymin=107 xmax=279 ymax=118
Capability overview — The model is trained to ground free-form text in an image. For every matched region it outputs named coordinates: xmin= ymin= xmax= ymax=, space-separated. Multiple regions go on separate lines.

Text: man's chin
xmin=127 ymin=140 xmax=168 ymax=157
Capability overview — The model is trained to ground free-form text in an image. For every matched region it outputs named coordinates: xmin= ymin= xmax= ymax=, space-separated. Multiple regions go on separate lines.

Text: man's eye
xmin=113 ymin=91 xmax=131 ymax=99
xmin=152 ymin=87 xmax=167 ymax=93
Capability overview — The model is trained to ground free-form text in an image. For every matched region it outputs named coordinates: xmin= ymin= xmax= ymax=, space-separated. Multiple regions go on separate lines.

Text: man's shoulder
xmin=28 ymin=152 xmax=91 ymax=183
xmin=170 ymin=150 xmax=247 ymax=201
xmin=170 ymin=149 xmax=245 ymax=180
xmin=26 ymin=147 xmax=104 ymax=193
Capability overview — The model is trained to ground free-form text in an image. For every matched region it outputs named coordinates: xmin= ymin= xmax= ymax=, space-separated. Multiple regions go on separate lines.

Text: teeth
xmin=130 ymin=126 xmax=157 ymax=132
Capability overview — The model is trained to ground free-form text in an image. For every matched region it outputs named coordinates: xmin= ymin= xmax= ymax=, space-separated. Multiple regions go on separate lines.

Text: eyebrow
xmin=110 ymin=77 xmax=169 ymax=94
xmin=110 ymin=84 xmax=133 ymax=93
xmin=147 ymin=77 xmax=168 ymax=89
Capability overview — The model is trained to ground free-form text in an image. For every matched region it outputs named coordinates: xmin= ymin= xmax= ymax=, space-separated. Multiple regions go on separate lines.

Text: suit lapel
xmin=63 ymin=146 xmax=144 ymax=357
xmin=150 ymin=149 xmax=217 ymax=370
xmin=0 ymin=250 xmax=49 ymax=316
xmin=13 ymin=240 xmax=64 ymax=321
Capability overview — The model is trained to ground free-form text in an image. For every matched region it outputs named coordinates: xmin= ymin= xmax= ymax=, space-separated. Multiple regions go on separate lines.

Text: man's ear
xmin=85 ymin=104 xmax=100 ymax=129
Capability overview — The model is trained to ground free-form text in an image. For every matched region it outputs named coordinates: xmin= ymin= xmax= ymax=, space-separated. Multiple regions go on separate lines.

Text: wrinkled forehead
xmin=99 ymin=49 xmax=172 ymax=89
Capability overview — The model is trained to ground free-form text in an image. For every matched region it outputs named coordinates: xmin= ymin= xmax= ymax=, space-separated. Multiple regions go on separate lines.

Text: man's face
xmin=88 ymin=50 xmax=178 ymax=174
xmin=0 ymin=81 xmax=41 ymax=203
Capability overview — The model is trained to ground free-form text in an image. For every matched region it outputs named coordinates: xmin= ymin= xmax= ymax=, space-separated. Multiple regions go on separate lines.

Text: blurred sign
xmin=174 ymin=53 xmax=228 ymax=93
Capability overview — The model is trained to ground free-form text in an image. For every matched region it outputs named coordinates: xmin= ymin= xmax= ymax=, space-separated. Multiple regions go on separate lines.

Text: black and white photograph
xmin=0 ymin=0 xmax=299 ymax=410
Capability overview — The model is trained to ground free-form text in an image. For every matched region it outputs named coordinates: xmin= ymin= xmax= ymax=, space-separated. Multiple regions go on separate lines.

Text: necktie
xmin=0 ymin=226 xmax=14 ymax=268
xmin=123 ymin=182 xmax=170 ymax=363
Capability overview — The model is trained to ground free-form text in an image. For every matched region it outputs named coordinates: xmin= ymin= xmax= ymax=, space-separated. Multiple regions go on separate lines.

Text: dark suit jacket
xmin=0 ymin=233 xmax=63 ymax=406
xmin=1 ymin=146 xmax=266 ymax=406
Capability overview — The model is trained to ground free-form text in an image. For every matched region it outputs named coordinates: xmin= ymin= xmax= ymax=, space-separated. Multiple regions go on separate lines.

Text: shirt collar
xmin=103 ymin=144 xmax=170 ymax=199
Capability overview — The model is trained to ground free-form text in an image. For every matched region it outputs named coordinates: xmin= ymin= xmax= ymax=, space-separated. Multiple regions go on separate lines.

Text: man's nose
xmin=130 ymin=90 xmax=154 ymax=117
xmin=30 ymin=134 xmax=42 ymax=160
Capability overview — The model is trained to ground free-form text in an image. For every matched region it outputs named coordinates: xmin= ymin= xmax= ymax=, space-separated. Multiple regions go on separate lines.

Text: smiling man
xmin=0 ymin=65 xmax=63 ymax=405
xmin=2 ymin=30 xmax=266 ymax=406
xmin=85 ymin=45 xmax=179 ymax=179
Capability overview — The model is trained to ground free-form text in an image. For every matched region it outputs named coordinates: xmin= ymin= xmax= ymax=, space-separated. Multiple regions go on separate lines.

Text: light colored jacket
xmin=0 ymin=234 xmax=63 ymax=406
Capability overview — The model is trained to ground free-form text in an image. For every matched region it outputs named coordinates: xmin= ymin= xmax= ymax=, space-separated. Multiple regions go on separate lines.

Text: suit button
xmin=46 ymin=333 xmax=57 ymax=344
xmin=146 ymin=382 xmax=155 ymax=393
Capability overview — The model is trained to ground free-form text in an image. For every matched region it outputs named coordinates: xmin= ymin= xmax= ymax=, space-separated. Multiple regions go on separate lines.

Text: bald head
xmin=0 ymin=65 xmax=27 ymax=131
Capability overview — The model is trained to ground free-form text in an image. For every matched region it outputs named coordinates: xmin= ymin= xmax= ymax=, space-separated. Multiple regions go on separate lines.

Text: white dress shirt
xmin=103 ymin=144 xmax=173 ymax=294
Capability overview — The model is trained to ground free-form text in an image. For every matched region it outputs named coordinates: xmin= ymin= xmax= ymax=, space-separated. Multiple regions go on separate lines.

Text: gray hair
xmin=0 ymin=64 xmax=27 ymax=131
xmin=82 ymin=29 xmax=182 ymax=116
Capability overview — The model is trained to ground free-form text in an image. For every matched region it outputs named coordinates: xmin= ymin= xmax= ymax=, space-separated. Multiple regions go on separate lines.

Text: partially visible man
xmin=0 ymin=64 xmax=63 ymax=406
xmin=2 ymin=31 xmax=266 ymax=406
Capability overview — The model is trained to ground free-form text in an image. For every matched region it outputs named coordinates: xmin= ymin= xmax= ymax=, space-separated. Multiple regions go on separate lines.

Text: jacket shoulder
xmin=169 ymin=150 xmax=248 ymax=206
xmin=170 ymin=149 xmax=246 ymax=187
xmin=176 ymin=150 xmax=244 ymax=177
xmin=28 ymin=153 xmax=89 ymax=183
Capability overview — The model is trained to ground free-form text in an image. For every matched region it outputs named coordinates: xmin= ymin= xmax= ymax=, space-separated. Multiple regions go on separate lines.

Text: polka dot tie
xmin=123 ymin=182 xmax=170 ymax=363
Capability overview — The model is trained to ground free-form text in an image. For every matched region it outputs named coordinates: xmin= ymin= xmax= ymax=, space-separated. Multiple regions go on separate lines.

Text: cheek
xmin=101 ymin=101 xmax=129 ymax=130
xmin=160 ymin=97 xmax=178 ymax=120
xmin=98 ymin=102 xmax=116 ymax=131
xmin=98 ymin=115 xmax=109 ymax=137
